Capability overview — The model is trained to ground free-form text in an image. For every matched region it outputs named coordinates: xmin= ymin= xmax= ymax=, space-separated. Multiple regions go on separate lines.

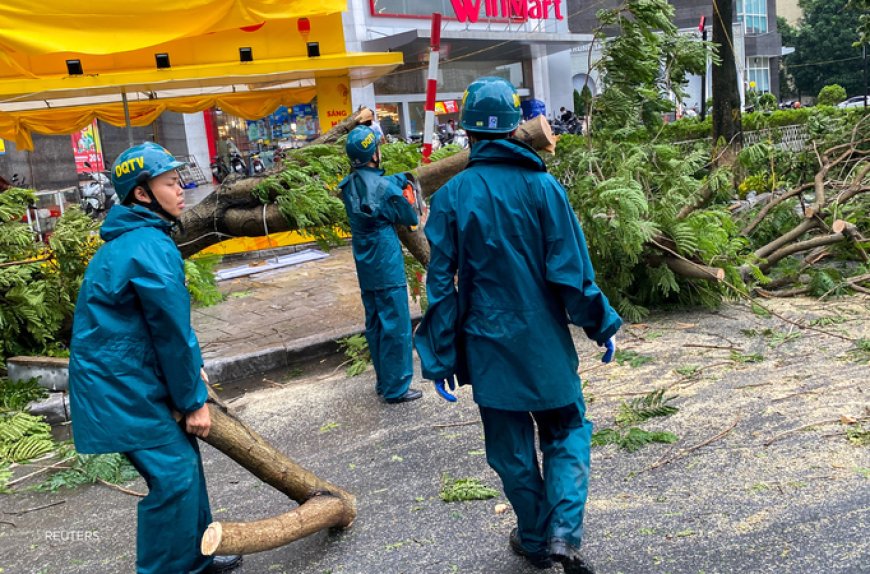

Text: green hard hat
xmin=460 ymin=76 xmax=522 ymax=133
xmin=345 ymin=125 xmax=379 ymax=168
xmin=111 ymin=142 xmax=186 ymax=203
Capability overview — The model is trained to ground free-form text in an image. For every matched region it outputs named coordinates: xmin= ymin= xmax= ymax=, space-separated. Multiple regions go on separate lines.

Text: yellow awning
xmin=0 ymin=8 xmax=404 ymax=150
xmin=0 ymin=86 xmax=322 ymax=150
xmin=0 ymin=0 xmax=347 ymax=56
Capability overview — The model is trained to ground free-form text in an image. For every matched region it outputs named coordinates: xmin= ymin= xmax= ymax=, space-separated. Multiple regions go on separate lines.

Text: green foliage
xmin=254 ymin=144 xmax=349 ymax=249
xmin=846 ymin=338 xmax=870 ymax=364
xmin=594 ymin=388 xmax=680 ymax=452
xmin=590 ymin=0 xmax=714 ymax=133
xmin=615 ymin=389 xmax=679 ymax=425
xmin=0 ymin=411 xmax=53 ymax=463
xmin=338 ymin=334 xmax=371 ymax=376
xmin=845 ymin=424 xmax=870 ymax=446
xmin=0 ymin=377 xmax=46 ymax=412
xmin=185 ymin=255 xmax=223 ymax=306
xmin=34 ymin=444 xmax=139 ymax=492
xmin=591 ymin=427 xmax=679 ymax=452
xmin=730 ymin=351 xmax=764 ymax=363
xmin=549 ymin=135 xmax=745 ymax=321
xmin=758 ymin=93 xmax=778 ymax=112
xmin=817 ymin=84 xmax=848 ymax=106
xmin=614 ymin=350 xmax=654 ymax=368
xmin=439 ymin=474 xmax=499 ymax=502
xmin=783 ymin=0 xmax=865 ymax=97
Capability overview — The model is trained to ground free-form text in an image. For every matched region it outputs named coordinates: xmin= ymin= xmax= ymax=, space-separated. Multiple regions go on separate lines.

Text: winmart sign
xmin=450 ymin=0 xmax=565 ymax=23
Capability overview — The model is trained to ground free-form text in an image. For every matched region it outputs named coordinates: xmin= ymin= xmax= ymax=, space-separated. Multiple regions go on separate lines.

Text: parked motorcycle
xmin=550 ymin=116 xmax=583 ymax=136
xmin=211 ymin=156 xmax=230 ymax=183
xmin=79 ymin=161 xmax=116 ymax=218
xmin=250 ymin=153 xmax=266 ymax=175
xmin=229 ymin=152 xmax=247 ymax=175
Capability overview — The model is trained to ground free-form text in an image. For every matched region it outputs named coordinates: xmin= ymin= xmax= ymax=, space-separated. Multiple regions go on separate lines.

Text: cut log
xmin=310 ymin=107 xmax=374 ymax=146
xmin=202 ymin=402 xmax=355 ymax=511
xmin=759 ymin=232 xmax=846 ymax=272
xmin=662 ymin=258 xmax=725 ymax=282
xmin=832 ymin=219 xmax=870 ymax=262
xmin=398 ymin=115 xmax=558 ymax=266
xmin=189 ymin=392 xmax=356 ymax=556
xmin=201 ymin=495 xmax=349 ymax=556
xmin=411 ymin=115 xmax=556 ymax=199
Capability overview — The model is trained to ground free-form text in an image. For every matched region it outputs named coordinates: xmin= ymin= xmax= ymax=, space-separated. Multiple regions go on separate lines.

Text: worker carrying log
xmin=414 ymin=76 xmax=621 ymax=574
xmin=67 ymin=142 xmax=242 ymax=574
xmin=338 ymin=125 xmax=424 ymax=403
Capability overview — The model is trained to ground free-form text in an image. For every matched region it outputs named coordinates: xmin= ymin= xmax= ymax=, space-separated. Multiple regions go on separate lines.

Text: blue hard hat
xmin=460 ymin=76 xmax=522 ymax=133
xmin=111 ymin=142 xmax=185 ymax=203
xmin=345 ymin=126 xmax=379 ymax=168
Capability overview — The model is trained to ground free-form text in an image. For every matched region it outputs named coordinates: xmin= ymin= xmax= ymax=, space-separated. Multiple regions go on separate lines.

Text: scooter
xmin=79 ymin=161 xmax=115 ymax=218
xmin=250 ymin=153 xmax=266 ymax=175
xmin=229 ymin=152 xmax=247 ymax=175
xmin=210 ymin=156 xmax=230 ymax=183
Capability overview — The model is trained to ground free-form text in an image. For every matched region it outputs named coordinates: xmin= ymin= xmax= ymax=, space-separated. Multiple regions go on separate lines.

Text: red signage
xmin=450 ymin=0 xmax=564 ymax=23
xmin=70 ymin=121 xmax=105 ymax=174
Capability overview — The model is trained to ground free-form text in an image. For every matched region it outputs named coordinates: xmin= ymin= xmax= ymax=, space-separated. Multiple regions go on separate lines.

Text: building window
xmin=746 ymin=56 xmax=771 ymax=93
xmin=738 ymin=0 xmax=768 ymax=34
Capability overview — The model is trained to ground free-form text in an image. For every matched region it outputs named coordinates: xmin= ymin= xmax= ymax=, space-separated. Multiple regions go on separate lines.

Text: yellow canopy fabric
xmin=0 ymin=86 xmax=317 ymax=150
xmin=0 ymin=0 xmax=346 ymax=56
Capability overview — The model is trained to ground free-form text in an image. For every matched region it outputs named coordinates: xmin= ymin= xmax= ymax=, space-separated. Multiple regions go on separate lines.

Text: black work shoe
xmin=550 ymin=539 xmax=595 ymax=574
xmin=383 ymin=388 xmax=423 ymax=404
xmin=206 ymin=554 xmax=243 ymax=572
xmin=510 ymin=527 xmax=553 ymax=569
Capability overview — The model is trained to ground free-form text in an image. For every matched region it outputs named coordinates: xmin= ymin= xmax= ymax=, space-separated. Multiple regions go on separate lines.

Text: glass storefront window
xmin=376 ymin=59 xmax=524 ymax=95
xmin=376 ymin=103 xmax=402 ymax=136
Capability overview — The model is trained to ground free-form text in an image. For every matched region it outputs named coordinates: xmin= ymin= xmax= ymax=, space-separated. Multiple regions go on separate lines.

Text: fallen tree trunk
xmin=195 ymin=393 xmax=356 ymax=556
xmin=202 ymin=495 xmax=348 ymax=556
xmin=177 ymin=115 xmax=557 ymax=263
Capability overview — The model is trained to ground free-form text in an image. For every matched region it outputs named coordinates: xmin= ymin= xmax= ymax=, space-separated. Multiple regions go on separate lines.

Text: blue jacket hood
xmin=99 ymin=204 xmax=173 ymax=242
xmin=467 ymin=138 xmax=547 ymax=172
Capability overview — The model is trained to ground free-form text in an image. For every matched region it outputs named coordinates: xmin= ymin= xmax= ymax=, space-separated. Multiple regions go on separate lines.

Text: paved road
xmin=1 ymin=296 xmax=867 ymax=573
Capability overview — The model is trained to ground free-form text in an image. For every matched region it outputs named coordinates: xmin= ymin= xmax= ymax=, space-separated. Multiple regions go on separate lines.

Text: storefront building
xmin=343 ymin=0 xmax=590 ymax=137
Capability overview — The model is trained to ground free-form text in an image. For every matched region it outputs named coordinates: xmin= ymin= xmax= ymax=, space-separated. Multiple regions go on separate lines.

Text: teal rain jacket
xmin=69 ymin=205 xmax=207 ymax=454
xmin=339 ymin=167 xmax=419 ymax=291
xmin=415 ymin=139 xmax=622 ymax=411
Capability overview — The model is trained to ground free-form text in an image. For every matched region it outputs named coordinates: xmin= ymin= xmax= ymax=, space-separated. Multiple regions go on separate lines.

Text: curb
xmin=203 ymin=313 xmax=423 ymax=384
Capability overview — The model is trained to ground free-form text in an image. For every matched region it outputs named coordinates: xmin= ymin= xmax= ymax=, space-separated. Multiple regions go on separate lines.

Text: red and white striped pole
xmin=421 ymin=12 xmax=442 ymax=164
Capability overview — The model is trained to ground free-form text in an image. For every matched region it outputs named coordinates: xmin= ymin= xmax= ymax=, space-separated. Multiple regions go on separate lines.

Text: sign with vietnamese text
xmin=316 ymin=76 xmax=351 ymax=134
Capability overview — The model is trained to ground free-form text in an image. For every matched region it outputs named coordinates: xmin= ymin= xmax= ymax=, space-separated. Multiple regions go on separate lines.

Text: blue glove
xmin=601 ymin=336 xmax=616 ymax=364
xmin=434 ymin=377 xmax=457 ymax=402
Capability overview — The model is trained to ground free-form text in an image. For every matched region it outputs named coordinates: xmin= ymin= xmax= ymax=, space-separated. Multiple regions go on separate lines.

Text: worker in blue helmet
xmin=68 ymin=142 xmax=242 ymax=574
xmin=414 ymin=77 xmax=621 ymax=574
xmin=340 ymin=125 xmax=423 ymax=403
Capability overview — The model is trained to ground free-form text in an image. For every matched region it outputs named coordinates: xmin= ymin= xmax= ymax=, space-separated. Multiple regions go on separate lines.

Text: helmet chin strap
xmin=131 ymin=183 xmax=184 ymax=232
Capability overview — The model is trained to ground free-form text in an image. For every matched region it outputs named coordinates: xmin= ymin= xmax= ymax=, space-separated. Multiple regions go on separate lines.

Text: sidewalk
xmin=193 ymin=245 xmax=423 ymax=384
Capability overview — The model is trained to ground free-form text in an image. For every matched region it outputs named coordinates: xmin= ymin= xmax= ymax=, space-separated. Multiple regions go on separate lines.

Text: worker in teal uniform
xmin=68 ymin=142 xmax=242 ymax=574
xmin=414 ymin=77 xmax=621 ymax=574
xmin=339 ymin=125 xmax=423 ymax=403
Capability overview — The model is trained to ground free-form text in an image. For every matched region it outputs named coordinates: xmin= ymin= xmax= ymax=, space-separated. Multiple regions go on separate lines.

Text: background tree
xmin=778 ymin=16 xmax=799 ymax=100
xmin=783 ymin=0 xmax=864 ymax=98
xmin=711 ymin=0 xmax=743 ymax=150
